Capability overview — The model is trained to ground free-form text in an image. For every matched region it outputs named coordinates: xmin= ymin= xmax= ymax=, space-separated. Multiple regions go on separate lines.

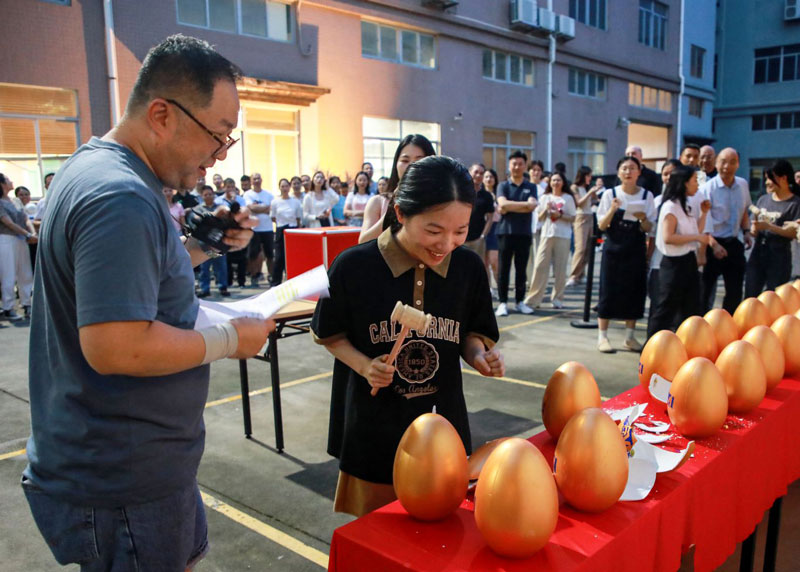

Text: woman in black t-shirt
xmin=311 ymin=156 xmax=504 ymax=517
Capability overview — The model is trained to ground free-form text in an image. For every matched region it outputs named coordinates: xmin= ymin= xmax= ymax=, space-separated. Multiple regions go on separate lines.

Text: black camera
xmin=184 ymin=201 xmax=241 ymax=253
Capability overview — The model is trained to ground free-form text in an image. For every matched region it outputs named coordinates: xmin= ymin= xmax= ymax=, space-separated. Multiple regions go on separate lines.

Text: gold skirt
xmin=333 ymin=471 xmax=397 ymax=518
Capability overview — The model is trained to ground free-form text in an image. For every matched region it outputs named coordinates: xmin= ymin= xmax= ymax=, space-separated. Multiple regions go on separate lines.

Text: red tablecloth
xmin=328 ymin=379 xmax=800 ymax=572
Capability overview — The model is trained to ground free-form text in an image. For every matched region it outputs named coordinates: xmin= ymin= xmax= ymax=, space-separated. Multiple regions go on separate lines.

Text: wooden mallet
xmin=370 ymin=301 xmax=433 ymax=396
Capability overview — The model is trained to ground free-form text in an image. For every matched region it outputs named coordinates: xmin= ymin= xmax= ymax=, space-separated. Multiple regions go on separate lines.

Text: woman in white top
xmin=358 ymin=134 xmax=436 ymax=243
xmin=523 ymin=172 xmax=577 ymax=309
xmin=647 ymin=165 xmax=710 ymax=337
xmin=303 ymin=171 xmax=339 ymax=227
xmin=596 ymin=156 xmax=657 ymax=353
xmin=344 ymin=171 xmax=371 ymax=227
xmin=567 ymin=166 xmax=603 ymax=286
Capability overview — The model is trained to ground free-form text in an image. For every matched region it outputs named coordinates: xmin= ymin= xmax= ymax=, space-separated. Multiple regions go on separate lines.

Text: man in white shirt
xmin=244 ymin=172 xmax=274 ymax=287
xmin=699 ymin=148 xmax=752 ymax=314
xmin=270 ymin=181 xmax=302 ymax=287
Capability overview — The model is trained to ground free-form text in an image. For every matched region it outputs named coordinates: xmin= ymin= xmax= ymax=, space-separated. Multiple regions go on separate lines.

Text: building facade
xmin=2 ymin=0 xmax=686 ymax=196
xmin=713 ymin=0 xmax=800 ymax=190
xmin=679 ymin=0 xmax=716 ymax=148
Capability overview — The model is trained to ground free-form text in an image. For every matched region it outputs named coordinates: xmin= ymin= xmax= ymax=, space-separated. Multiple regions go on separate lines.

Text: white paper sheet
xmin=194 ymin=265 xmax=329 ymax=329
xmin=636 ymin=433 xmax=672 ymax=444
xmin=620 ymin=457 xmax=658 ymax=501
xmin=607 ymin=403 xmax=648 ymax=422
xmin=634 ymin=420 xmax=671 ymax=434
xmin=648 ymin=373 xmax=671 ymax=404
xmin=622 ymin=200 xmax=646 ymax=222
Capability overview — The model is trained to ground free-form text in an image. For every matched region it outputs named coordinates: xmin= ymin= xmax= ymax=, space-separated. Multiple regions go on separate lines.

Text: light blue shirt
xmin=700 ymin=175 xmax=751 ymax=238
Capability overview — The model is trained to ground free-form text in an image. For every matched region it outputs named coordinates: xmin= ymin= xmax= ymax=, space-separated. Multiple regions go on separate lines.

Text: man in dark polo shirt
xmin=495 ymin=150 xmax=538 ymax=316
xmin=463 ymin=163 xmax=495 ymax=259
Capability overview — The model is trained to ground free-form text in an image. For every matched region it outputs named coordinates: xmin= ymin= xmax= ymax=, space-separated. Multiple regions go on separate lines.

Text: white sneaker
xmin=495 ymin=303 xmax=508 ymax=317
xmin=565 ymin=278 xmax=577 ymax=288
xmin=552 ymin=299 xmax=564 ymax=309
xmin=597 ymin=339 xmax=614 ymax=353
xmin=517 ymin=302 xmax=535 ymax=315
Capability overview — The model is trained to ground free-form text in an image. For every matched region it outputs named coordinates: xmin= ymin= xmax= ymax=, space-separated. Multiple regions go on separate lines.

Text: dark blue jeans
xmin=22 ymin=476 xmax=208 ymax=571
xmin=198 ymin=256 xmax=228 ymax=293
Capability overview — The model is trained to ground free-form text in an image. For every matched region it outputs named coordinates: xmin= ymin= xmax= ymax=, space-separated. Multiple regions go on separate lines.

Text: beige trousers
xmin=569 ymin=213 xmax=593 ymax=281
xmin=524 ymin=236 xmax=571 ymax=306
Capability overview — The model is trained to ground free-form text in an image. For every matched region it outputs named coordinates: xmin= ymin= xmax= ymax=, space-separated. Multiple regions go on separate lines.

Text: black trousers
xmin=702 ymin=237 xmax=745 ymax=315
xmin=226 ymin=249 xmax=248 ymax=287
xmin=270 ymin=226 xmax=291 ymax=286
xmin=647 ymin=252 xmax=701 ymax=338
xmin=744 ymin=238 xmax=791 ymax=298
xmin=497 ymin=234 xmax=532 ymax=304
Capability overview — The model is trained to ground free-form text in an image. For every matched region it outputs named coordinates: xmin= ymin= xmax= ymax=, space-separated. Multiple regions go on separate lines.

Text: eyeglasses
xmin=165 ymin=98 xmax=238 ymax=158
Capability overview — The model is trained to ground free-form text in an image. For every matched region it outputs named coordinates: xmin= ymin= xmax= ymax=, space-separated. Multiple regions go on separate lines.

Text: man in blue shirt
xmin=495 ymin=150 xmax=538 ymax=316
xmin=700 ymin=147 xmax=753 ymax=313
xmin=23 ymin=35 xmax=274 ymax=570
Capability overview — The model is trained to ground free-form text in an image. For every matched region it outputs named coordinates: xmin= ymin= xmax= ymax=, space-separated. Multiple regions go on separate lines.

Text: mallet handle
xmin=370 ymin=324 xmax=410 ymax=397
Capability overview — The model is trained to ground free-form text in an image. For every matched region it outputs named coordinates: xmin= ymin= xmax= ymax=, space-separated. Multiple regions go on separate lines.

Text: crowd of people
xmin=13 ymin=34 xmax=800 ymax=570
xmin=158 ymin=159 xmax=402 ymax=297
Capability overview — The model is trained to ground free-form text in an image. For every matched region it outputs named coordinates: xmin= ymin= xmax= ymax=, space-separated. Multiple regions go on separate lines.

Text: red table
xmin=328 ymin=380 xmax=800 ymax=572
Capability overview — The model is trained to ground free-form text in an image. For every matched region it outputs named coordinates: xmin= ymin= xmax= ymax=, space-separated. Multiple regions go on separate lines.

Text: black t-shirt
xmin=311 ymin=229 xmax=499 ymax=483
xmin=496 ymin=179 xmax=538 ymax=236
xmin=467 ymin=188 xmax=496 ymax=241
xmin=637 ymin=166 xmax=661 ymax=197
xmin=754 ymin=193 xmax=800 ymax=244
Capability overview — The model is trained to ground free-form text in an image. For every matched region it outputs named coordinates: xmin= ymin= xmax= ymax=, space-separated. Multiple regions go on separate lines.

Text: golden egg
xmin=776 ymin=284 xmax=800 ymax=314
xmin=542 ymin=361 xmax=602 ymax=440
xmin=474 ymin=438 xmax=559 ymax=558
xmin=704 ymin=309 xmax=739 ymax=352
xmin=758 ymin=291 xmax=787 ymax=323
xmin=676 ymin=315 xmax=719 ymax=361
xmin=467 ymin=438 xmax=509 ymax=481
xmin=742 ymin=326 xmax=785 ymax=391
xmin=732 ymin=298 xmax=772 ymax=338
xmin=715 ymin=340 xmax=767 ymax=414
xmin=638 ymin=330 xmax=688 ymax=389
xmin=770 ymin=314 xmax=800 ymax=376
xmin=393 ymin=413 xmax=468 ymax=521
xmin=667 ymin=357 xmax=728 ymax=438
xmin=553 ymin=408 xmax=629 ymax=512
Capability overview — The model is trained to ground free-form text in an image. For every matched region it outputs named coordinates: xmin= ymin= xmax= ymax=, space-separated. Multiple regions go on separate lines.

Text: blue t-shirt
xmin=496 ymin=179 xmax=538 ymax=236
xmin=24 ymin=137 xmax=208 ymax=507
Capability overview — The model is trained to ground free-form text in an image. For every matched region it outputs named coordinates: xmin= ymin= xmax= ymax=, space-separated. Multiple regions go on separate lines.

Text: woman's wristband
xmin=199 ymin=322 xmax=239 ymax=364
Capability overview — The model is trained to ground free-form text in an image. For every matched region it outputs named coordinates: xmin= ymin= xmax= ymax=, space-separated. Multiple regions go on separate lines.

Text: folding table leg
xmin=763 ymin=497 xmax=783 ymax=572
xmin=239 ymin=359 xmax=252 ymax=438
xmin=268 ymin=330 xmax=284 ymax=453
xmin=740 ymin=529 xmax=756 ymax=572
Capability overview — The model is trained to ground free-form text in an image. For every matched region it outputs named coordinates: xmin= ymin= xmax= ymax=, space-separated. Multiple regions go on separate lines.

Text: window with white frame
xmin=688 ymin=96 xmax=704 ymax=118
xmin=0 ymin=83 xmax=80 ymax=196
xmin=628 ymin=82 xmax=672 ymax=112
xmin=568 ymin=68 xmax=606 ymax=99
xmin=362 ymin=117 xmax=440 ymax=178
xmin=569 ymin=0 xmax=606 ymax=30
xmin=567 ymin=137 xmax=606 ymax=176
xmin=361 ymin=21 xmax=436 ymax=69
xmin=481 ymin=129 xmax=535 ymax=174
xmin=690 ymin=45 xmax=705 ymax=79
xmin=176 ymin=0 xmax=292 ymax=42
xmin=482 ymin=50 xmax=534 ymax=86
xmin=638 ymin=0 xmax=668 ymax=51
xmin=754 ymin=44 xmax=800 ymax=84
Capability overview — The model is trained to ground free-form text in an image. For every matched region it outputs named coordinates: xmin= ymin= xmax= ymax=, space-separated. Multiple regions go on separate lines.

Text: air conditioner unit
xmin=786 ymin=0 xmax=800 ymax=21
xmin=555 ymin=14 xmax=575 ymax=40
xmin=421 ymin=0 xmax=459 ymax=9
xmin=510 ymin=0 xmax=538 ymax=31
xmin=537 ymin=7 xmax=556 ymax=32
